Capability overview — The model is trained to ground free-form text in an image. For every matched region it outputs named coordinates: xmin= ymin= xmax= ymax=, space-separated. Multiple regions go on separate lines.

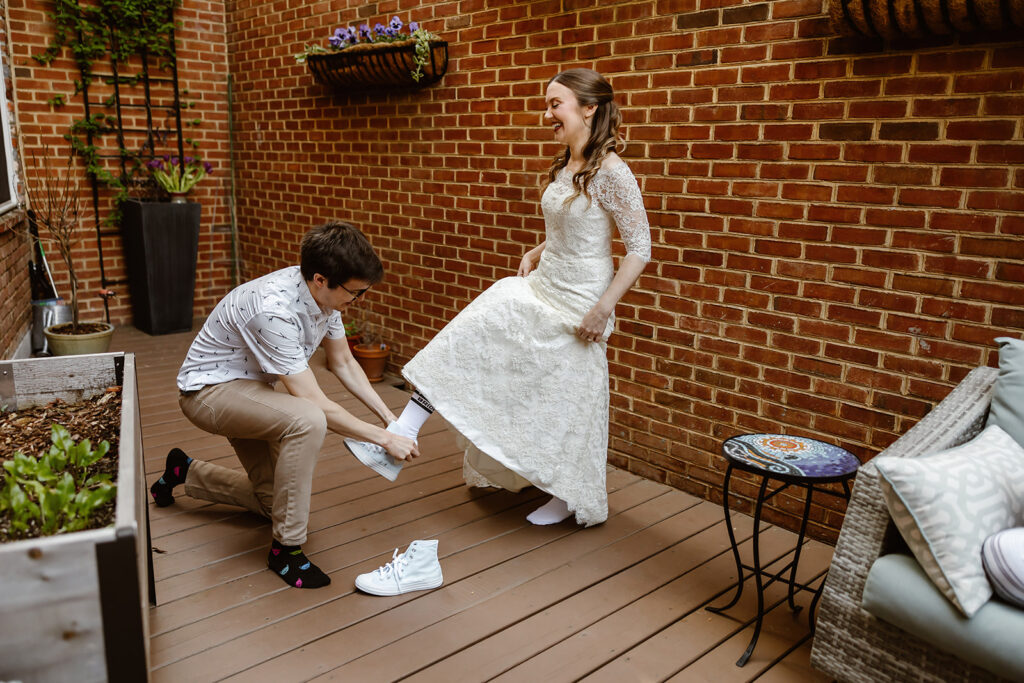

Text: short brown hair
xmin=300 ymin=221 xmax=384 ymax=287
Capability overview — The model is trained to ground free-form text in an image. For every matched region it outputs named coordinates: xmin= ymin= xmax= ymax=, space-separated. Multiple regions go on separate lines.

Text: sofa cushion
xmin=987 ymin=336 xmax=1024 ymax=448
xmin=983 ymin=527 xmax=1024 ymax=609
xmin=862 ymin=553 xmax=1024 ymax=681
xmin=874 ymin=424 xmax=1024 ymax=617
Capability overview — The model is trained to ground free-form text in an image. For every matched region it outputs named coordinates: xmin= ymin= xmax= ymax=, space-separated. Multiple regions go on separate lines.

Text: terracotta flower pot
xmin=352 ymin=343 xmax=390 ymax=383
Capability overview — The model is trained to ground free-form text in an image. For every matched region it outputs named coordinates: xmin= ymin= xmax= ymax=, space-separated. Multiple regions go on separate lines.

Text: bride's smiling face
xmin=544 ymin=81 xmax=595 ymax=148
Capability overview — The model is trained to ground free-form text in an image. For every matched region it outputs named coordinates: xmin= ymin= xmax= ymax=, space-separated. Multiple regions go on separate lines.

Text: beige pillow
xmin=875 ymin=425 xmax=1024 ymax=617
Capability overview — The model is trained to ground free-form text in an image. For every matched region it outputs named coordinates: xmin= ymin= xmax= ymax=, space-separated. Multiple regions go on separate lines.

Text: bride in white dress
xmin=350 ymin=69 xmax=652 ymax=526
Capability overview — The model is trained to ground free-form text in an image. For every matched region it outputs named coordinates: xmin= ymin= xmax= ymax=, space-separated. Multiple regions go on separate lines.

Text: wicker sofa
xmin=811 ymin=366 xmax=1023 ymax=682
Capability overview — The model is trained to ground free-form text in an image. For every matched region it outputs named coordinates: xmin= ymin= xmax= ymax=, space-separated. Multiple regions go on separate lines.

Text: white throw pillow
xmin=983 ymin=527 xmax=1024 ymax=609
xmin=874 ymin=425 xmax=1024 ymax=617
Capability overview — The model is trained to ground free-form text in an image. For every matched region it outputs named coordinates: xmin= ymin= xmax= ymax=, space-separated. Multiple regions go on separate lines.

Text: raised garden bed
xmin=0 ymin=352 xmax=151 ymax=682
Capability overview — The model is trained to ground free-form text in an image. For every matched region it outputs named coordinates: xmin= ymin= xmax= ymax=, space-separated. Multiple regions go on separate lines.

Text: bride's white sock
xmin=526 ymin=496 xmax=571 ymax=525
xmin=394 ymin=391 xmax=434 ymax=439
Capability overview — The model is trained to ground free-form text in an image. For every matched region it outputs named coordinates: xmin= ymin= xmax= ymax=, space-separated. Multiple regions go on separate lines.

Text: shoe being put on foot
xmin=354 ymin=540 xmax=443 ymax=596
xmin=345 ymin=423 xmax=405 ymax=481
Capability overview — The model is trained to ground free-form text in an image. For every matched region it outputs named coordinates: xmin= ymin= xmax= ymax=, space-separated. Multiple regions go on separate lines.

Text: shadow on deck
xmin=111 ymin=325 xmax=832 ymax=682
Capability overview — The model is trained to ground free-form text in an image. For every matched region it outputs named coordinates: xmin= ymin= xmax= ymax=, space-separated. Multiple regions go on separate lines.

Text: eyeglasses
xmin=339 ymin=282 xmax=370 ymax=300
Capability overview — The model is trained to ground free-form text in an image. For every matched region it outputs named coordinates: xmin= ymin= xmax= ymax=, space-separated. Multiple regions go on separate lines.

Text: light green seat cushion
xmin=863 ymin=553 xmax=1024 ymax=681
xmin=987 ymin=337 xmax=1024 ymax=448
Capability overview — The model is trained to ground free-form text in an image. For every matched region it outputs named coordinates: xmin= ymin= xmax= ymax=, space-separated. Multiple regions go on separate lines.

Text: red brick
xmin=788 ymin=143 xmax=841 ymax=160
xmin=805 ymin=283 xmax=856 ymax=303
xmin=884 ymin=76 xmax=949 ymax=96
xmin=912 ymin=97 xmax=981 ymax=118
xmin=947 ymin=120 xmax=1018 ymax=140
xmin=893 ymin=274 xmax=956 ymax=297
xmin=858 ymin=290 xmax=917 ymax=313
xmin=917 ymin=50 xmax=986 ymax=73
xmin=908 ymin=144 xmax=973 ymax=164
xmin=832 ymin=267 xmax=887 ymax=287
xmin=849 ymin=100 xmax=908 ymax=118
xmin=836 ymin=185 xmax=896 ymax=204
xmin=823 ymin=79 xmax=881 ymax=98
xmin=828 ymin=305 xmax=882 ymax=328
xmin=960 ymin=281 xmax=1023 ymax=305
xmin=814 ymin=164 xmax=868 ymax=182
xmin=977 ymin=144 xmax=1024 ymax=164
xmin=853 ymin=55 xmax=912 ymax=77
xmin=874 ymin=166 xmax=934 ymax=185
xmin=844 ymin=144 xmax=903 ymax=163
xmin=898 ymin=188 xmax=962 ymax=209
xmin=807 ymin=204 xmax=862 ymax=223
xmin=967 ymin=191 xmax=1024 ymax=212
xmin=954 ymin=72 xmax=1024 ymax=94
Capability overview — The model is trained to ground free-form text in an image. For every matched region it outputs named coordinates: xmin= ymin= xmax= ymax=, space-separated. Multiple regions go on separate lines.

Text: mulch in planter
xmin=0 ymin=389 xmax=122 ymax=543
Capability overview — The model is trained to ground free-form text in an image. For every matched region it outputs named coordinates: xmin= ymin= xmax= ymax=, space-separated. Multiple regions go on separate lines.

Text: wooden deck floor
xmin=111 ymin=325 xmax=832 ymax=683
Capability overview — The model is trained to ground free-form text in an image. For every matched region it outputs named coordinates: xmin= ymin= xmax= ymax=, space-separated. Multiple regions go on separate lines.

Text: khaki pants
xmin=178 ymin=380 xmax=327 ymax=546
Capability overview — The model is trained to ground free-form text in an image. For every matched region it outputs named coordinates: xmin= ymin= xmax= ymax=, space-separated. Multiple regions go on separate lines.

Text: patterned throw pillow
xmin=875 ymin=425 xmax=1024 ymax=617
xmin=983 ymin=527 xmax=1024 ymax=609
xmin=987 ymin=336 xmax=1024 ymax=448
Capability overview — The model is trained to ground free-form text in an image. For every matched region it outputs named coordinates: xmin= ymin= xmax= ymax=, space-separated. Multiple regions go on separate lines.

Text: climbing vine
xmin=34 ymin=0 xmax=199 ymax=223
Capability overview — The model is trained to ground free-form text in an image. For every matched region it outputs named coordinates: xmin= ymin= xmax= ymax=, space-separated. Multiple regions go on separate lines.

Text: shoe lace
xmin=376 ymin=546 xmax=413 ymax=582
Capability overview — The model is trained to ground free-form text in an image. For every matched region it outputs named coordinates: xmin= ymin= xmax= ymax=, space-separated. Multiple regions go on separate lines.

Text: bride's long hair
xmin=540 ymin=68 xmax=623 ymax=203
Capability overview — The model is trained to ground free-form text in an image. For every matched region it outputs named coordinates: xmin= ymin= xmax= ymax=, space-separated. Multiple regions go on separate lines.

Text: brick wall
xmin=5 ymin=0 xmax=235 ymax=332
xmin=223 ymin=0 xmax=1024 ymax=541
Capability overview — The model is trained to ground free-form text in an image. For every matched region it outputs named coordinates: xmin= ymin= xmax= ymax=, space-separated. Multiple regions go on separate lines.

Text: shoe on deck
xmin=355 ymin=540 xmax=443 ymax=596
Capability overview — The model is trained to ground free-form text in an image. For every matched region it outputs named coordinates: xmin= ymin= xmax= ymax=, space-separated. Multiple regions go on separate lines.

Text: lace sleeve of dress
xmin=593 ymin=163 xmax=652 ymax=262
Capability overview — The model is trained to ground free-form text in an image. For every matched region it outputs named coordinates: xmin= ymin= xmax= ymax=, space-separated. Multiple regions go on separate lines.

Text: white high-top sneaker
xmin=354 ymin=540 xmax=443 ymax=596
xmin=344 ymin=423 xmax=405 ymax=481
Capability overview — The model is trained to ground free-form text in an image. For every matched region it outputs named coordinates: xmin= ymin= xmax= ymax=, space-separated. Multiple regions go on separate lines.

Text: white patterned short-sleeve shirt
xmin=177 ymin=266 xmax=347 ymax=391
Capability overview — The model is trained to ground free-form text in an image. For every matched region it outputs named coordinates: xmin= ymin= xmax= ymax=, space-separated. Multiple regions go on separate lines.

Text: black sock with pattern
xmin=150 ymin=448 xmax=192 ymax=507
xmin=267 ymin=540 xmax=331 ymax=589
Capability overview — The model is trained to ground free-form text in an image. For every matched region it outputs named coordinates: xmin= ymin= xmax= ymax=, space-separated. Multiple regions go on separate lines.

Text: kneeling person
xmin=151 ymin=221 xmax=418 ymax=588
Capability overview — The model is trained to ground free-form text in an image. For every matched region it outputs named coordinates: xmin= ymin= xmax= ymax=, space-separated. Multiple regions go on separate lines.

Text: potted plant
xmin=21 ymin=148 xmax=115 ymax=356
xmin=0 ymin=351 xmax=151 ymax=681
xmin=351 ymin=319 xmax=390 ymax=382
xmin=296 ymin=15 xmax=447 ymax=89
xmin=345 ymin=319 xmax=361 ymax=352
xmin=119 ymin=155 xmax=210 ymax=335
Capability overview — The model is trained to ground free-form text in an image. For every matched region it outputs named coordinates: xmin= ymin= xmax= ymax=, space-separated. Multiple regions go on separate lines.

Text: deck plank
xmin=108 ymin=326 xmax=831 ymax=683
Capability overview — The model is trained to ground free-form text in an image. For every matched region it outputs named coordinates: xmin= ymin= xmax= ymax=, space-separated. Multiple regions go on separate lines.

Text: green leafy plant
xmin=295 ymin=15 xmax=441 ymax=82
xmin=0 ymin=424 xmax=116 ymax=539
xmin=148 ymin=155 xmax=213 ymax=195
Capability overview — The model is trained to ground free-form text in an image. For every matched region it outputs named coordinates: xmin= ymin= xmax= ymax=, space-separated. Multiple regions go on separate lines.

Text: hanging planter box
xmin=829 ymin=0 xmax=1024 ymax=38
xmin=306 ymin=39 xmax=448 ymax=89
xmin=0 ymin=352 xmax=152 ymax=683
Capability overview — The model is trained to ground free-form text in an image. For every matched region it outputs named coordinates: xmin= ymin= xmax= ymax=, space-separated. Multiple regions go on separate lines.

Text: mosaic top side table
xmin=706 ymin=433 xmax=860 ymax=666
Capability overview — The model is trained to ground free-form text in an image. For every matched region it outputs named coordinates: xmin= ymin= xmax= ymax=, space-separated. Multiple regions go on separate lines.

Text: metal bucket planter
xmin=0 ymin=352 xmax=152 ymax=683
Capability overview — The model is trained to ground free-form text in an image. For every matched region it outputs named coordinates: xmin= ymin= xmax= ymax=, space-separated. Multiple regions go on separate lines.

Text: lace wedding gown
xmin=402 ymin=159 xmax=652 ymax=526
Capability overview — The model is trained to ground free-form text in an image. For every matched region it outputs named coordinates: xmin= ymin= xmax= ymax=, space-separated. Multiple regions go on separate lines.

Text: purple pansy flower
xmin=203 ymin=161 xmax=213 ymax=174
xmin=408 ymin=21 xmax=418 ymax=32
xmin=358 ymin=23 xmax=371 ymax=41
xmin=390 ymin=16 xmax=402 ymax=33
xmin=329 ymin=27 xmax=346 ymax=48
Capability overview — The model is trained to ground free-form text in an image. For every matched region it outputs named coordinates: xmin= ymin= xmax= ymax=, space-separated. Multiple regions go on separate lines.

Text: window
xmin=0 ymin=61 xmax=18 ymax=214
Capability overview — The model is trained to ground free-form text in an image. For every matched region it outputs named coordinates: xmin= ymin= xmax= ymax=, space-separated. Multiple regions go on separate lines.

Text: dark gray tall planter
xmin=121 ymin=199 xmax=200 ymax=335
